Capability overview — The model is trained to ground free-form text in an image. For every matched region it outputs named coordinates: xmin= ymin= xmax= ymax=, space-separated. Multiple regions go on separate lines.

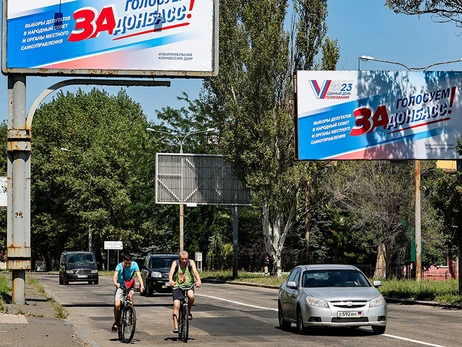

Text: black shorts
xmin=172 ymin=287 xmax=194 ymax=301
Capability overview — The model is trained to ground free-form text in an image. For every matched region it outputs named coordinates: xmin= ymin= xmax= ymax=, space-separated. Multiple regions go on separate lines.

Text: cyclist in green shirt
xmin=168 ymin=251 xmax=201 ymax=334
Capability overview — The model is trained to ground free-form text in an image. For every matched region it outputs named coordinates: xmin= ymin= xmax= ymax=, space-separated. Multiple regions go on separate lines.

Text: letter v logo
xmin=310 ymin=80 xmax=332 ymax=99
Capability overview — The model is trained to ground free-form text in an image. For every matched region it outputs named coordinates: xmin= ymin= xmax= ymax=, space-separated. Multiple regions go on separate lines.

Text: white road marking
xmin=197 ymin=294 xmax=445 ymax=346
xmin=196 ymin=294 xmax=277 ymax=311
xmin=383 ymin=334 xmax=445 ymax=347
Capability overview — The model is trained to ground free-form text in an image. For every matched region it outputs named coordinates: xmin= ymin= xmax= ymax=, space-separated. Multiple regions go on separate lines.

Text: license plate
xmin=338 ymin=311 xmax=363 ymax=318
xmin=77 ymin=275 xmax=88 ymax=278
xmin=165 ymin=282 xmax=170 ymax=287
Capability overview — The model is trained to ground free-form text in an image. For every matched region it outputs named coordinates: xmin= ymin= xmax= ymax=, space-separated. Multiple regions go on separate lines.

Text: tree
xmin=202 ymin=0 xmax=339 ymax=276
xmin=386 ymin=0 xmax=462 ymax=28
xmin=31 ymin=88 xmax=165 ymax=268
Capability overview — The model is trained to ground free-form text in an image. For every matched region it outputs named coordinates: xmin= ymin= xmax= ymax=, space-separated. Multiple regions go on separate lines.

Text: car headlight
xmin=370 ymin=294 xmax=386 ymax=307
xmin=306 ymin=296 xmax=328 ymax=308
xmin=66 ymin=270 xmax=74 ymax=274
xmin=151 ymin=271 xmax=162 ymax=278
xmin=91 ymin=270 xmax=98 ymax=274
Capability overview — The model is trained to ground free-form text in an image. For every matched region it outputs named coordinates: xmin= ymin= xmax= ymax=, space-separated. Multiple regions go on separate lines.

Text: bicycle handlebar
xmin=119 ymin=286 xmax=140 ymax=293
xmin=180 ymin=283 xmax=197 ymax=292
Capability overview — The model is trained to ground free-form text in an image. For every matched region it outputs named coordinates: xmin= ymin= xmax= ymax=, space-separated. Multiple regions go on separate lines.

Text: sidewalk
xmin=0 ymin=273 xmax=90 ymax=347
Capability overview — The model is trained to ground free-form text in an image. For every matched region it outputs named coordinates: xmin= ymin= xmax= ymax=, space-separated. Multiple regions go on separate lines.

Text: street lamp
xmin=146 ymin=127 xmax=217 ymax=153
xmin=146 ymin=127 xmax=218 ymax=251
xmin=358 ymin=56 xmax=462 ymax=282
xmin=358 ymin=55 xmax=411 ymax=71
xmin=358 ymin=55 xmax=462 ymax=71
xmin=60 ymin=147 xmax=92 ymax=252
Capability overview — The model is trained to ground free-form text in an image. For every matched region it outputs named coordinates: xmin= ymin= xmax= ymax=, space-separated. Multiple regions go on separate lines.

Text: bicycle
xmin=118 ymin=286 xmax=137 ymax=343
xmin=177 ymin=283 xmax=196 ymax=343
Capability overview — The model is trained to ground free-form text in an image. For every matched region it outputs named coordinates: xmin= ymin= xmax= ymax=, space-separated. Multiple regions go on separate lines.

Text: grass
xmin=0 ymin=272 xmax=11 ymax=312
xmin=26 ymin=274 xmax=69 ymax=319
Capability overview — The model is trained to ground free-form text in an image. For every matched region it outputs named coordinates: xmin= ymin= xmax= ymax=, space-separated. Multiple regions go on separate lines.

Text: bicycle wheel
xmin=183 ymin=301 xmax=189 ymax=342
xmin=121 ymin=305 xmax=136 ymax=343
xmin=117 ymin=307 xmax=123 ymax=341
xmin=178 ymin=304 xmax=184 ymax=340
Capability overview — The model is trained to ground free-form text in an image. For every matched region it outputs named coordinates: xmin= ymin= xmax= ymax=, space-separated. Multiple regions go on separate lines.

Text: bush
xmin=0 ymin=273 xmax=11 ymax=311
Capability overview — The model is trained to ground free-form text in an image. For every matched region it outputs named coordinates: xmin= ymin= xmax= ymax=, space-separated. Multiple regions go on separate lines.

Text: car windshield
xmin=301 ymin=270 xmax=371 ymax=288
xmin=67 ymin=254 xmax=95 ymax=264
xmin=150 ymin=257 xmax=176 ymax=268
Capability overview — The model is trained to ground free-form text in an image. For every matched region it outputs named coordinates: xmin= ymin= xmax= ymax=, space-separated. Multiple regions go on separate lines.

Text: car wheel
xmin=145 ymin=282 xmax=153 ymax=297
xmin=94 ymin=279 xmax=99 ymax=285
xmin=296 ymin=306 xmax=306 ymax=334
xmin=278 ymin=302 xmax=291 ymax=330
xmin=59 ymin=276 xmax=64 ymax=285
xmin=372 ymin=325 xmax=386 ymax=334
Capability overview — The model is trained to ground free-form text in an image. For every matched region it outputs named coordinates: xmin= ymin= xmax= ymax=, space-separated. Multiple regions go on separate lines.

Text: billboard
xmin=0 ymin=177 xmax=6 ymax=209
xmin=296 ymin=70 xmax=462 ymax=160
xmin=2 ymin=0 xmax=218 ymax=77
xmin=156 ymin=153 xmax=251 ymax=206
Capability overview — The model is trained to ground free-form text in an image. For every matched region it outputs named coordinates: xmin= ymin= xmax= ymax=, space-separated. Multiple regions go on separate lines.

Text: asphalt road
xmin=34 ymin=274 xmax=462 ymax=347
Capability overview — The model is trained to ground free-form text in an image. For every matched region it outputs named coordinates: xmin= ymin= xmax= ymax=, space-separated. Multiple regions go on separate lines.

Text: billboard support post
xmin=7 ymin=74 xmax=30 ymax=305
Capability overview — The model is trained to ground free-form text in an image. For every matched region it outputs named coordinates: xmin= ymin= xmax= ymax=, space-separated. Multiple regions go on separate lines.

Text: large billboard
xmin=296 ymin=70 xmax=462 ymax=160
xmin=156 ymin=153 xmax=251 ymax=206
xmin=2 ymin=0 xmax=218 ymax=77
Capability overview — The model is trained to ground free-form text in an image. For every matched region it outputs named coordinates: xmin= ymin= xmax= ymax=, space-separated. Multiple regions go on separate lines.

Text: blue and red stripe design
xmin=310 ymin=80 xmax=332 ymax=99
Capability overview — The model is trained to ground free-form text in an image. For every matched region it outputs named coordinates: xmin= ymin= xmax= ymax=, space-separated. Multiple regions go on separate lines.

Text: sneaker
xmin=111 ymin=323 xmax=118 ymax=332
xmin=188 ymin=313 xmax=193 ymax=320
xmin=173 ymin=328 xmax=179 ymax=333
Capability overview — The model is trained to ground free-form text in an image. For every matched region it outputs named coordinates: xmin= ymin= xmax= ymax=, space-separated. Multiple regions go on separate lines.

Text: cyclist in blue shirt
xmin=112 ymin=254 xmax=144 ymax=332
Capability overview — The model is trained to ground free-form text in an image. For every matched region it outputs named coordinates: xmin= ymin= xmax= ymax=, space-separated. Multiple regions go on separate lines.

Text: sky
xmin=2 ymin=0 xmax=462 ymax=124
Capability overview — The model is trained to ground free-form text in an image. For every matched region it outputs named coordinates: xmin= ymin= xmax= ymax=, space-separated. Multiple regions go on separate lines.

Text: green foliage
xmin=379 ymin=279 xmax=461 ymax=303
xmin=0 ymin=272 xmax=9 ymax=295
xmin=31 ymin=88 xmax=172 ymax=267
xmin=0 ymin=272 xmax=10 ymax=311
xmin=201 ymin=0 xmax=340 ymax=273
xmin=386 ymin=0 xmax=462 ymax=29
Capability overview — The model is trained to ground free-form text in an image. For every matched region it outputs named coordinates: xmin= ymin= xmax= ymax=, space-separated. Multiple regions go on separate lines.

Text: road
xmin=34 ymin=274 xmax=461 ymax=347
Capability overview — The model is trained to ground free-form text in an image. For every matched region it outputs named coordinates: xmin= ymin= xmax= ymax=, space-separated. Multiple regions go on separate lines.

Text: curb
xmin=384 ymin=296 xmax=462 ymax=309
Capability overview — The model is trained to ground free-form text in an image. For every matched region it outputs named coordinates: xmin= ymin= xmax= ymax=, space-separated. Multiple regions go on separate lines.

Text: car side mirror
xmin=373 ymin=280 xmax=382 ymax=287
xmin=287 ymin=281 xmax=298 ymax=289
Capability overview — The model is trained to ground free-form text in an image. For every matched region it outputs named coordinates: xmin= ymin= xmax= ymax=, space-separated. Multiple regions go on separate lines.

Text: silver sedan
xmin=278 ymin=264 xmax=387 ymax=334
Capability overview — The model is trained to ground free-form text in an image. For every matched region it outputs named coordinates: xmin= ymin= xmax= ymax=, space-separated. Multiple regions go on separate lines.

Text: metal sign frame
xmin=155 ymin=153 xmax=251 ymax=206
xmin=2 ymin=0 xmax=219 ymax=78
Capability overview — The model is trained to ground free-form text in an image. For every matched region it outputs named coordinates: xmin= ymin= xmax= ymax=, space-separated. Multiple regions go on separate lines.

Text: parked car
xmin=140 ymin=253 xmax=178 ymax=296
xmin=59 ymin=251 xmax=99 ymax=285
xmin=278 ymin=264 xmax=387 ymax=334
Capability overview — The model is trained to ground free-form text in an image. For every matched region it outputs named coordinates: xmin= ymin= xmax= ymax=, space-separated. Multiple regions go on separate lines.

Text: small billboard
xmin=2 ymin=0 xmax=219 ymax=77
xmin=295 ymin=70 xmax=462 ymax=160
xmin=104 ymin=241 xmax=123 ymax=250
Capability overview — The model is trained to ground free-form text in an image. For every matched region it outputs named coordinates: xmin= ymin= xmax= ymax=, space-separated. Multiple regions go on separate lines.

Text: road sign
xmin=104 ymin=241 xmax=123 ymax=250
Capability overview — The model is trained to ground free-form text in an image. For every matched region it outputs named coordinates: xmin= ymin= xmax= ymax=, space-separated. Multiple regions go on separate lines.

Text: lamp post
xmin=146 ymin=127 xmax=218 ymax=251
xmin=60 ymin=147 xmax=92 ymax=252
xmin=358 ymin=55 xmax=462 ymax=72
xmin=358 ymin=56 xmax=462 ymax=282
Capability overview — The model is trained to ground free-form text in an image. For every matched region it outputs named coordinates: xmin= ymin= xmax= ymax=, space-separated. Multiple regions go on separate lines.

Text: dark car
xmin=59 ymin=251 xmax=99 ymax=285
xmin=140 ymin=253 xmax=178 ymax=296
